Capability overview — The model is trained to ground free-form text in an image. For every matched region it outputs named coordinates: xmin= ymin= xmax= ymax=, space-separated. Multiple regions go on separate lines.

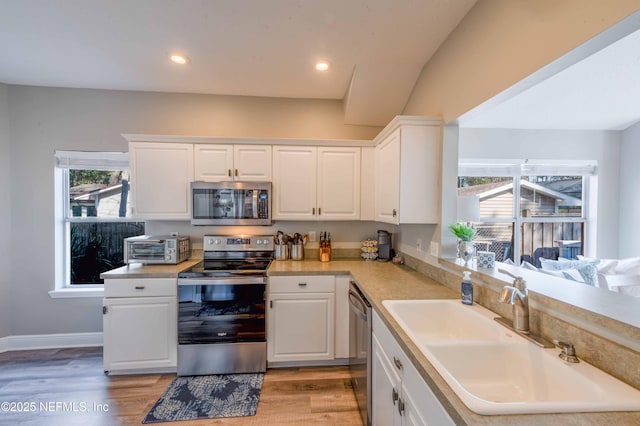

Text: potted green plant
xmin=448 ymin=223 xmax=476 ymax=263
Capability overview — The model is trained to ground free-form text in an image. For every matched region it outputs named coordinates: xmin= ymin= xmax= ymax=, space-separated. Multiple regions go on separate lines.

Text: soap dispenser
xmin=461 ymin=271 xmax=473 ymax=305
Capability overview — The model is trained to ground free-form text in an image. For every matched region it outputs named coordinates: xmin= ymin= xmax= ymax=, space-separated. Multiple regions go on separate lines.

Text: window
xmin=55 ymin=151 xmax=145 ymax=287
xmin=458 ymin=160 xmax=596 ymax=266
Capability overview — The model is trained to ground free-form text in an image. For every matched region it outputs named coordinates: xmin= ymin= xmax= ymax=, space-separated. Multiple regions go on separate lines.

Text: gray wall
xmin=0 ymin=84 xmax=10 ymax=338
xmin=6 ymin=85 xmax=381 ymax=336
xmin=458 ymin=128 xmax=622 ymax=258
xmin=620 ymin=122 xmax=640 ymax=257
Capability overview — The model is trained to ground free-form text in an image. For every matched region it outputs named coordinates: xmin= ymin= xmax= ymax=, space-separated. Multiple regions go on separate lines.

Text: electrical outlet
xmin=416 ymin=238 xmax=422 ymax=251
xmin=308 ymin=231 xmax=316 ymax=242
xmin=430 ymin=241 xmax=439 ymax=257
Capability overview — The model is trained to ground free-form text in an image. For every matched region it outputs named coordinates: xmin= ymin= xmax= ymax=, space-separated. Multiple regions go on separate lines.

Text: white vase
xmin=458 ymin=240 xmax=475 ymax=264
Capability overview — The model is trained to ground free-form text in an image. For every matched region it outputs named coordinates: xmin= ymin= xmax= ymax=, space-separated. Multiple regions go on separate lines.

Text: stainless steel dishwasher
xmin=349 ymin=280 xmax=371 ymax=426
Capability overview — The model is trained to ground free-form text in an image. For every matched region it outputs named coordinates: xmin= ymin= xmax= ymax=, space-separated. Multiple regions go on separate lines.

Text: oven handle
xmin=178 ymin=277 xmax=265 ymax=286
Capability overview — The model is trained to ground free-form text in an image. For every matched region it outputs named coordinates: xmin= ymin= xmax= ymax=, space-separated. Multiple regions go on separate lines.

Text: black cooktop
xmin=178 ymin=255 xmax=272 ymax=279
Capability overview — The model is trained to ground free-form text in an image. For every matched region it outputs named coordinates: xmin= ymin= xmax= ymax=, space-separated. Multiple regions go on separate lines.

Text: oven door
xmin=177 ymin=277 xmax=266 ymax=344
xmin=177 ymin=277 xmax=267 ymax=376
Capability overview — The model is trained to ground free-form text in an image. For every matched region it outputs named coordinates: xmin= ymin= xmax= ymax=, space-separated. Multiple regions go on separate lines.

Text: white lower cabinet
xmin=267 ymin=275 xmax=335 ymax=363
xmin=373 ymin=310 xmax=454 ymax=426
xmin=103 ymin=278 xmax=177 ymax=374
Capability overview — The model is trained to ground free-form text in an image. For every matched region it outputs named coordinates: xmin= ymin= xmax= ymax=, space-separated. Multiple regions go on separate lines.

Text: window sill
xmin=49 ymin=287 xmax=104 ymax=299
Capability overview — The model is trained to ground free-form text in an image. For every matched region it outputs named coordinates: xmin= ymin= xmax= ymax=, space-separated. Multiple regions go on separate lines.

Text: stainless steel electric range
xmin=176 ymin=235 xmax=274 ymax=376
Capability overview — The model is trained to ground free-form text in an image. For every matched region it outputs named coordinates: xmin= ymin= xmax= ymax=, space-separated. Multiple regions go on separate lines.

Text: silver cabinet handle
xmin=392 ymin=209 xmax=397 ymax=217
xmin=134 ymin=285 xmax=145 ymax=290
xmin=298 ymin=282 xmax=307 ymax=287
xmin=318 ymin=207 xmax=321 ymax=215
xmin=235 ymin=169 xmax=238 ymax=177
xmin=392 ymin=388 xmax=398 ymax=405
xmin=393 ymin=356 xmax=403 ymax=370
xmin=228 ymin=169 xmax=232 ymax=177
xmin=312 ymin=207 xmax=315 ymax=215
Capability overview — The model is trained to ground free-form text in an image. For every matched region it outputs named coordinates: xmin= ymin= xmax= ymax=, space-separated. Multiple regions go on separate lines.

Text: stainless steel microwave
xmin=124 ymin=235 xmax=191 ymax=264
xmin=191 ymin=181 xmax=272 ymax=226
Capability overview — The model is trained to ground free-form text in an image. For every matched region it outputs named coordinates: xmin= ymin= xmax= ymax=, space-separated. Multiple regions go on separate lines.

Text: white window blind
xmin=459 ymin=159 xmax=597 ymax=176
xmin=55 ymin=151 xmax=129 ymax=171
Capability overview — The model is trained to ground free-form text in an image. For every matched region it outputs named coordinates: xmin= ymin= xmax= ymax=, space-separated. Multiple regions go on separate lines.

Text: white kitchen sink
xmin=382 ymin=299 xmax=640 ymax=415
xmin=382 ymin=299 xmax=507 ymax=343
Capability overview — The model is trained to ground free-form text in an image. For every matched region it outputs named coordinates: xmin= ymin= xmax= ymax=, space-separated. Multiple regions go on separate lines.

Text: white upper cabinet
xmin=374 ymin=116 xmax=441 ymax=225
xmin=317 ymin=147 xmax=361 ymax=220
xmin=194 ymin=144 xmax=234 ymax=181
xmin=129 ymin=142 xmax=193 ymax=220
xmin=374 ymin=129 xmax=401 ymax=224
xmin=273 ymin=145 xmax=361 ymax=220
xmin=272 ymin=146 xmax=317 ymax=220
xmin=194 ymin=144 xmax=271 ymax=182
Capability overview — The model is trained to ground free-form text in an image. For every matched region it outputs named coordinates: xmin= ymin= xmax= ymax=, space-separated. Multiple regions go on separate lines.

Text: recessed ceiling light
xmin=170 ymin=53 xmax=190 ymax=65
xmin=315 ymin=62 xmax=330 ymax=71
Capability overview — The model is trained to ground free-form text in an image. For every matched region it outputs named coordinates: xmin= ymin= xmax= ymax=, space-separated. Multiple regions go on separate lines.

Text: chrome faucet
xmin=498 ymin=269 xmax=529 ymax=334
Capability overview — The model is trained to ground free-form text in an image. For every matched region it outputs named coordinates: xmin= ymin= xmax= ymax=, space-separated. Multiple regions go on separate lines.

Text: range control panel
xmin=203 ymin=235 xmax=275 ymax=251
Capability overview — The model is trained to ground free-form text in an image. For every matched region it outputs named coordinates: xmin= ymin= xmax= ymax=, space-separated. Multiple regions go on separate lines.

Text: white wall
xmin=6 ymin=85 xmax=381 ymax=336
xmin=619 ymin=122 xmax=640 ymax=257
xmin=459 ymin=128 xmax=622 ymax=258
xmin=403 ymin=0 xmax=640 ymax=122
xmin=0 ymin=84 xmax=11 ymax=338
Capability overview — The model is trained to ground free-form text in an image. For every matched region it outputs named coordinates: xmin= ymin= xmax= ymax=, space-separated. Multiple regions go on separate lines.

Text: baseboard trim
xmin=0 ymin=332 xmax=103 ymax=353
xmin=267 ymin=358 xmax=350 ymax=368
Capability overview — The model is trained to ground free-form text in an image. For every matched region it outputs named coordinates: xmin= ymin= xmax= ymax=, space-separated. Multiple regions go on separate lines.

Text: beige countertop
xmin=269 ymin=259 xmax=640 ymax=425
xmin=99 ymin=259 xmax=201 ymax=279
xmin=100 ymin=258 xmax=640 ymax=424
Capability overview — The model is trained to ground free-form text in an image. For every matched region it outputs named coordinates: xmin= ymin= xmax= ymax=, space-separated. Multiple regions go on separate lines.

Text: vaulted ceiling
xmin=0 ymin=0 xmax=476 ymax=126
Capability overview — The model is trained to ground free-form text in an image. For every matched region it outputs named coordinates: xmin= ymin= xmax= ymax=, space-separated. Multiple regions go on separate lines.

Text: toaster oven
xmin=124 ymin=235 xmax=190 ymax=265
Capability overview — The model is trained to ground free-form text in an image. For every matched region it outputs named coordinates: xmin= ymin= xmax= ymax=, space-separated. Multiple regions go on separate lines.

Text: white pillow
xmin=520 ymin=261 xmax=538 ymax=271
xmin=599 ymin=274 xmax=640 ymax=296
xmin=576 ymin=256 xmax=614 ymax=272
xmin=540 ymin=264 xmax=598 ymax=286
xmin=539 ymin=257 xmax=597 ymax=271
xmin=613 ymin=257 xmax=640 ymax=275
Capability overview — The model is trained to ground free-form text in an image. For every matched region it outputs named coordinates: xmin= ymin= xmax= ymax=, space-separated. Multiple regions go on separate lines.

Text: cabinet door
xmin=272 ymin=146 xmax=317 ymax=220
xmin=398 ymin=125 xmax=441 ymax=224
xmin=194 ymin=144 xmax=234 ymax=182
xmin=360 ymin=146 xmax=376 ymax=221
xmin=374 ymin=129 xmax=401 ymax=224
xmin=267 ymin=292 xmax=335 ymax=362
xmin=103 ymin=296 xmax=177 ymax=373
xmin=317 ymin=147 xmax=361 ymax=220
xmin=129 ymin=142 xmax=193 ymax=219
xmin=234 ymin=145 xmax=272 ymax=181
xmin=372 ymin=333 xmax=402 ymax=426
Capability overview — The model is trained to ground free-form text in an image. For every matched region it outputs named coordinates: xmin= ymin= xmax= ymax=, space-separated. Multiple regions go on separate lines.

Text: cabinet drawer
xmin=373 ymin=309 xmax=411 ymax=378
xmin=269 ymin=275 xmax=335 ymax=293
xmin=104 ymin=278 xmax=177 ymax=298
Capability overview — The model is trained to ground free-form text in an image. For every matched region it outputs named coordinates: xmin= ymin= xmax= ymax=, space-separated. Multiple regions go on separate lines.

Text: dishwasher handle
xmin=349 ymin=289 xmax=370 ymax=321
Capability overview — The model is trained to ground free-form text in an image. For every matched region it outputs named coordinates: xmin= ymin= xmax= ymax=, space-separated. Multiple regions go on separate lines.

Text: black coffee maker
xmin=377 ymin=230 xmax=393 ymax=262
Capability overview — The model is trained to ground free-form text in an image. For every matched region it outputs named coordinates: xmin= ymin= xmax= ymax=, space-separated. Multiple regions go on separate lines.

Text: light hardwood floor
xmin=0 ymin=347 xmax=362 ymax=426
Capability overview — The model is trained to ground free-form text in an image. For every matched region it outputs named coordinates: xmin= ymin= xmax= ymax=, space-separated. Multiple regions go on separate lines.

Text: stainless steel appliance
xmin=349 ymin=281 xmax=372 ymax=426
xmin=191 ymin=181 xmax=272 ymax=226
xmin=124 ymin=235 xmax=190 ymax=265
xmin=176 ymin=235 xmax=274 ymax=376
xmin=377 ymin=230 xmax=393 ymax=262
